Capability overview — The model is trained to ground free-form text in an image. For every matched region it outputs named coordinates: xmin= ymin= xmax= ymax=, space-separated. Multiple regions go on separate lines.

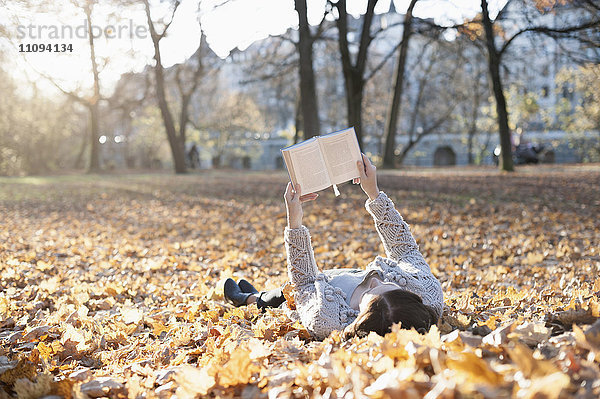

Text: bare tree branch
xmin=158 ymin=0 xmax=182 ymax=40
xmin=365 ymin=40 xmax=403 ymax=82
xmin=312 ymin=3 xmax=334 ymax=43
xmin=499 ymin=19 xmax=600 ymax=58
xmin=371 ymin=21 xmax=404 ymax=39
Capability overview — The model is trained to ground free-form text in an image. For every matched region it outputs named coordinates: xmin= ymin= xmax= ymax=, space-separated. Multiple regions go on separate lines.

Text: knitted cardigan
xmin=284 ymin=191 xmax=443 ymax=340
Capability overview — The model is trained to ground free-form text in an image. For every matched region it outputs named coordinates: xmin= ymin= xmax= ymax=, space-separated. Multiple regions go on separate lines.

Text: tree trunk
xmin=294 ymin=92 xmax=302 ymax=144
xmin=176 ymin=38 xmax=205 ymax=162
xmin=179 ymin=94 xmax=191 ymax=149
xmin=481 ymin=0 xmax=514 ymax=171
xmin=74 ymin=129 xmax=87 ymax=169
xmin=153 ymin=58 xmax=187 ymax=173
xmin=85 ymin=4 xmax=101 ymax=173
xmin=295 ymin=0 xmax=320 ymax=139
xmin=467 ymin=85 xmax=480 ymax=164
xmin=89 ymin=102 xmax=100 ymax=172
xmin=345 ymin=76 xmax=364 ymax=148
xmin=144 ymin=0 xmax=187 ymax=174
xmin=334 ymin=0 xmax=377 ymax=148
xmin=478 ymin=131 xmax=493 ymax=163
xmin=178 ymin=93 xmax=190 ymax=169
xmin=467 ymin=130 xmax=474 ymax=164
xmin=383 ymin=0 xmax=418 ymax=168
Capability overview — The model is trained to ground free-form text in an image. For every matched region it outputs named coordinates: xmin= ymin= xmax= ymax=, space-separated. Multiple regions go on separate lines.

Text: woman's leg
xmin=245 ymin=288 xmax=286 ymax=309
xmin=257 ymin=288 xmax=286 ymax=309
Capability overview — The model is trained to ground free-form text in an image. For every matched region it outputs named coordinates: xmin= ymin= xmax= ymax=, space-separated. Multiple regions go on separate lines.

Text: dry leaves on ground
xmin=0 ymin=165 xmax=599 ymax=398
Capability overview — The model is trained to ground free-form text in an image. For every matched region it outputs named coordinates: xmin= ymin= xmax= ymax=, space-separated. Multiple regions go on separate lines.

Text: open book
xmin=281 ymin=127 xmax=362 ymax=195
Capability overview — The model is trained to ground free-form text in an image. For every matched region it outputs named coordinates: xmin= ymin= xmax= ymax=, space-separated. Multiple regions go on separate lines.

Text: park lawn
xmin=0 ymin=165 xmax=599 ymax=398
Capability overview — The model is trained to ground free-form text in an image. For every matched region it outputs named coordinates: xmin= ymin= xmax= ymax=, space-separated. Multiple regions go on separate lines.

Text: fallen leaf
xmin=517 ymin=371 xmax=570 ymax=399
xmin=506 ymin=343 xmax=559 ymax=378
xmin=174 ymin=365 xmax=215 ymax=397
xmin=121 ymin=307 xmax=144 ymax=325
xmin=79 ymin=377 xmax=125 ymax=398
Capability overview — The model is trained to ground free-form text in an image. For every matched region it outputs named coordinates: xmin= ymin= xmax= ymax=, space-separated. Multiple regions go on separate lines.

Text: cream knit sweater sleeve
xmin=284 ymin=225 xmax=319 ymax=286
xmin=365 ymin=191 xmax=429 ymax=274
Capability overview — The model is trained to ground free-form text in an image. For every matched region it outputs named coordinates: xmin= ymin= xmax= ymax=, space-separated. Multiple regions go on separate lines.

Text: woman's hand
xmin=353 ymin=153 xmax=380 ymax=201
xmin=284 ymin=183 xmax=318 ymax=229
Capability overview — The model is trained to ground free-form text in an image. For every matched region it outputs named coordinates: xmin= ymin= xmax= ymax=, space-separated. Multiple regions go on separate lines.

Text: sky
xmin=0 ymin=0 xmax=506 ymax=96
xmin=199 ymin=0 xmax=506 ymax=59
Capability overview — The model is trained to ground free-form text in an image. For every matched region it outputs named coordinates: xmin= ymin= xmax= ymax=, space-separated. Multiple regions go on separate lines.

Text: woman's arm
xmin=353 ymin=153 xmax=380 ymax=201
xmin=365 ymin=192 xmax=429 ymax=272
xmin=294 ymin=278 xmax=355 ymax=340
xmin=355 ymin=154 xmax=429 ymax=271
xmin=284 ymin=183 xmax=319 ymax=286
xmin=284 ymin=183 xmax=358 ymax=339
xmin=285 ymin=225 xmax=319 ymax=286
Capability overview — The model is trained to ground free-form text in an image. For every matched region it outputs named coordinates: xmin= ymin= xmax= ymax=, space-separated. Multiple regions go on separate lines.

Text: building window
xmin=242 ymin=156 xmax=251 ymax=170
xmin=562 ymin=85 xmax=574 ymax=101
xmin=433 ymin=146 xmax=456 ymax=166
xmin=541 ymin=86 xmax=549 ymax=98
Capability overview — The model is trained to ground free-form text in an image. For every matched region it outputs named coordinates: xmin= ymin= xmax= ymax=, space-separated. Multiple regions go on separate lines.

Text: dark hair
xmin=343 ymin=289 xmax=438 ymax=339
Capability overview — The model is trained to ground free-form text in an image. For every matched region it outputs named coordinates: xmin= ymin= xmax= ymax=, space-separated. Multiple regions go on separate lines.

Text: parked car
xmin=493 ymin=142 xmax=548 ymax=165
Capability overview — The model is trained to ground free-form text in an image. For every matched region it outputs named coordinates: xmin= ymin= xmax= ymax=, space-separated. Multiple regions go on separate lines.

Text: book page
xmin=284 ymin=141 xmax=331 ymax=193
xmin=318 ymin=128 xmax=362 ymax=185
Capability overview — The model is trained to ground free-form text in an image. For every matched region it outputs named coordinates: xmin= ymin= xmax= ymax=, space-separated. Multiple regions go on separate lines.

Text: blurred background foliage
xmin=0 ymin=0 xmax=598 ymax=175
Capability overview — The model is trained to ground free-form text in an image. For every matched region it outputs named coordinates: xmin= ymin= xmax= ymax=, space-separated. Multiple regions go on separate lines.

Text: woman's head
xmin=344 ymin=288 xmax=438 ymax=339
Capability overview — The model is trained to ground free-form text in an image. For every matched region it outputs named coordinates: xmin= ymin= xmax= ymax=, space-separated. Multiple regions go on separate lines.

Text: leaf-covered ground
xmin=0 ymin=165 xmax=599 ymax=398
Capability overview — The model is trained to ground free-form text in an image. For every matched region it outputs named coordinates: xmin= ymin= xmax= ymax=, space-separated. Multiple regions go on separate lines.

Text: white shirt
xmin=324 ymin=269 xmax=382 ymax=305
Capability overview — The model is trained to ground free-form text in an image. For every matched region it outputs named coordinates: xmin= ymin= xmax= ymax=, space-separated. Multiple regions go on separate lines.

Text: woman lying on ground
xmin=224 ymin=154 xmax=443 ymax=340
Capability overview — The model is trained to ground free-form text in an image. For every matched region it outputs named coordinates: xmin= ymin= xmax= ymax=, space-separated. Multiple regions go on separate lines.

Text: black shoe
xmin=224 ymin=278 xmax=252 ymax=307
xmin=238 ymin=279 xmax=259 ymax=294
